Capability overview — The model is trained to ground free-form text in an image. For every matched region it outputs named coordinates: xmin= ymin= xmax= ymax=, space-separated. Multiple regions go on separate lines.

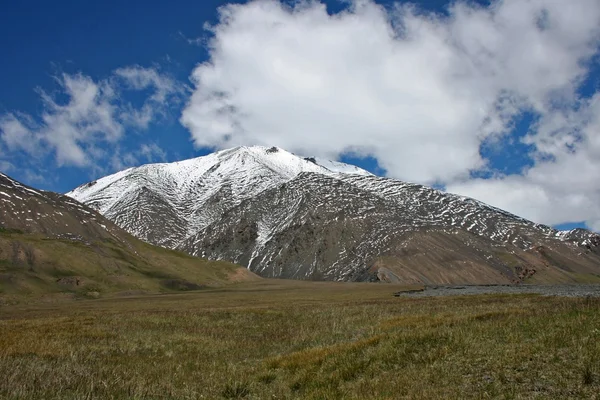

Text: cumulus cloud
xmin=448 ymin=93 xmax=600 ymax=230
xmin=181 ymin=0 xmax=600 ymax=228
xmin=42 ymin=73 xmax=122 ymax=166
xmin=115 ymin=66 xmax=184 ymax=129
xmin=0 ymin=67 xmax=182 ymax=169
xmin=115 ymin=66 xmax=178 ymax=103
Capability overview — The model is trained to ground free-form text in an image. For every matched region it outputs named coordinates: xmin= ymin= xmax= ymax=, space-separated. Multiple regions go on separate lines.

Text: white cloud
xmin=177 ymin=31 xmax=204 ymax=47
xmin=139 ymin=142 xmax=167 ymax=162
xmin=0 ymin=113 xmax=42 ymax=156
xmin=448 ymin=93 xmax=600 ymax=231
xmin=115 ymin=65 xmax=182 ymax=105
xmin=41 ymin=73 xmax=122 ymax=166
xmin=115 ymin=66 xmax=184 ymax=129
xmin=22 ymin=169 xmax=45 ymax=184
xmin=120 ymin=104 xmax=155 ymax=129
xmin=181 ymin=0 xmax=600 ymax=228
xmin=0 ymin=160 xmax=14 ymax=173
xmin=0 ymin=67 xmax=181 ymax=169
xmin=108 ymin=142 xmax=168 ymax=172
xmin=1 ymin=73 xmax=122 ymax=167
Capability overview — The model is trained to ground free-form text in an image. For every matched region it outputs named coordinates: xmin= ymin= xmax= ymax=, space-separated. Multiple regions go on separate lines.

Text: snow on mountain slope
xmin=0 ymin=171 xmax=124 ymax=241
xmin=66 ymin=146 xmax=600 ymax=283
xmin=180 ymin=171 xmax=600 ymax=282
xmin=337 ymin=175 xmax=559 ymax=248
xmin=67 ymin=146 xmax=371 ymax=247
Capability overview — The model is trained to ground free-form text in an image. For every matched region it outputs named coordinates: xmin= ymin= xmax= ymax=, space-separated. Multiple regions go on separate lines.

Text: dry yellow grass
xmin=1 ymin=280 xmax=599 ymax=399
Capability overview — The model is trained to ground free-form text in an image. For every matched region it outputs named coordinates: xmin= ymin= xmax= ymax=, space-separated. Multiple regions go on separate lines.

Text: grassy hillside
xmin=0 ymin=229 xmax=257 ymax=300
xmin=1 ymin=281 xmax=598 ymax=399
xmin=0 ymin=172 xmax=257 ymax=300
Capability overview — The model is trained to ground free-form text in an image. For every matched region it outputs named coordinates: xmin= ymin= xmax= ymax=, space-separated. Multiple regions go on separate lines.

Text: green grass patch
xmin=0 ymin=227 xmax=24 ymax=235
xmin=0 ymin=231 xmax=250 ymax=297
xmin=0 ymin=284 xmax=599 ymax=399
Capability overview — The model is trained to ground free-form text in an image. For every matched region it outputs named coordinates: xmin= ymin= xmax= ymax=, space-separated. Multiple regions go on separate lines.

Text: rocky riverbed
xmin=395 ymin=284 xmax=600 ymax=297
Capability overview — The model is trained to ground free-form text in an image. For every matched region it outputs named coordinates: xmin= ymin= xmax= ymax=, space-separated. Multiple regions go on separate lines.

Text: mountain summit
xmin=67 ymin=146 xmax=600 ymax=284
xmin=67 ymin=146 xmax=371 ymax=248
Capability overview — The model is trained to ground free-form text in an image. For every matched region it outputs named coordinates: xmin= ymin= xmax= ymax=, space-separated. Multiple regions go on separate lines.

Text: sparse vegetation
xmin=222 ymin=381 xmax=251 ymax=399
xmin=1 ymin=281 xmax=599 ymax=399
xmin=583 ymin=363 xmax=595 ymax=385
xmin=0 ymin=227 xmax=23 ymax=234
xmin=0 ymin=231 xmax=254 ymax=301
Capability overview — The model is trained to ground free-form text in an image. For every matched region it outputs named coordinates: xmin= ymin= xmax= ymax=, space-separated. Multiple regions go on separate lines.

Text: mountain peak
xmin=212 ymin=145 xmax=373 ymax=178
xmin=66 ymin=146 xmax=372 ymax=247
xmin=65 ymin=145 xmax=600 ymax=284
xmin=68 ymin=145 xmax=372 ymax=201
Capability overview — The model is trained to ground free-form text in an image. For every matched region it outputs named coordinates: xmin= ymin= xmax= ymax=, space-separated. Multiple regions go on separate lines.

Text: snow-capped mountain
xmin=67 ymin=146 xmax=371 ymax=248
xmin=67 ymin=146 xmax=600 ymax=284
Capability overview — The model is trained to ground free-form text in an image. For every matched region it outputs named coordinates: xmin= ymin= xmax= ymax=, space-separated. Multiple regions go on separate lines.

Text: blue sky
xmin=1 ymin=0 xmax=599 ymax=231
xmin=0 ymin=0 xmax=224 ymax=189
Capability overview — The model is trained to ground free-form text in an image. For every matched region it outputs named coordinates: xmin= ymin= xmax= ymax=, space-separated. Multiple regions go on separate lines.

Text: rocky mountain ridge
xmin=67 ymin=146 xmax=600 ymax=284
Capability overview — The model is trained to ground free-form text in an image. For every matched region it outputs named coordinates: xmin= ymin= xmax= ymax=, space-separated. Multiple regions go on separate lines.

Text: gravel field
xmin=396 ymin=284 xmax=600 ymax=297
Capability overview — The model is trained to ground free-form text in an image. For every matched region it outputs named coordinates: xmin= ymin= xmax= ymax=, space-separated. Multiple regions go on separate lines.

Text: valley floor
xmin=1 ymin=280 xmax=599 ymax=399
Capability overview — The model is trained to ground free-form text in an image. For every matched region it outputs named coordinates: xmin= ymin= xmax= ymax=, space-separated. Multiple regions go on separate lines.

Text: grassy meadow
xmin=1 ymin=280 xmax=599 ymax=399
xmin=0 ymin=230 xmax=254 ymax=298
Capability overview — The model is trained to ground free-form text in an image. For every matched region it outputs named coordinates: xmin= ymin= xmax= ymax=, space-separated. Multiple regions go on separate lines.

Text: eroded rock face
xmin=55 ymin=276 xmax=83 ymax=287
xmin=65 ymin=146 xmax=600 ymax=284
